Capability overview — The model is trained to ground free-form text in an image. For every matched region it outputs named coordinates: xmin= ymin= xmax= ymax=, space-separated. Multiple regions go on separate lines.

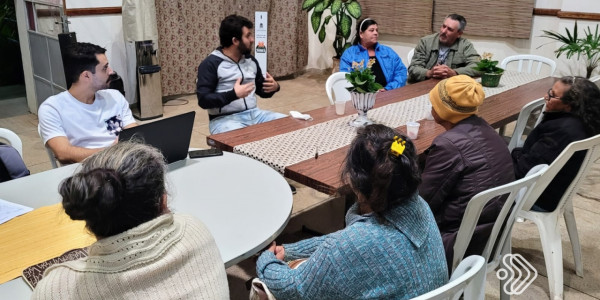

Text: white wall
xmin=65 ymin=0 xmax=121 ymax=9
xmin=306 ymin=0 xmax=600 ymax=78
xmin=64 ymin=1 xmax=135 ymax=103
xmin=68 ymin=15 xmax=133 ymax=102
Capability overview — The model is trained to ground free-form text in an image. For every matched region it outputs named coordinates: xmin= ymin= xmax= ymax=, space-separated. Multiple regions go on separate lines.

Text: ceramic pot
xmin=331 ymin=57 xmax=341 ymax=74
xmin=349 ymin=91 xmax=377 ymax=127
xmin=481 ymin=72 xmax=503 ymax=87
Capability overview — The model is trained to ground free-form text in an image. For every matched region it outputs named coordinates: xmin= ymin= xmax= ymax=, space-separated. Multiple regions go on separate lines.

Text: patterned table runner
xmin=234 ymin=71 xmax=547 ymax=173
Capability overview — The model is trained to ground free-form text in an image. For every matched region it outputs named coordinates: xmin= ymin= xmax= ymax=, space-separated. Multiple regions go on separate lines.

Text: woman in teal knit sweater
xmin=256 ymin=124 xmax=448 ymax=299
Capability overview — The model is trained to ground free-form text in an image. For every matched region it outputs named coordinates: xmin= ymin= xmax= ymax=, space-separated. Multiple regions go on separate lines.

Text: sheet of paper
xmin=0 ymin=199 xmax=33 ymax=225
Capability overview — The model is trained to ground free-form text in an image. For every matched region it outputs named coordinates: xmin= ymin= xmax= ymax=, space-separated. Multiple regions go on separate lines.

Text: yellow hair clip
xmin=390 ymin=136 xmax=406 ymax=157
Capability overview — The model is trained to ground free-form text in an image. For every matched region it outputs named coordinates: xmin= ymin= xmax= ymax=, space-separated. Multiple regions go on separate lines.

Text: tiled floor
xmin=1 ymin=71 xmax=599 ymax=299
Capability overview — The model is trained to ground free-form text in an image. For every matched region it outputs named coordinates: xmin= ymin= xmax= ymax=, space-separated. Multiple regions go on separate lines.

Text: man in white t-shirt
xmin=38 ymin=42 xmax=137 ymax=164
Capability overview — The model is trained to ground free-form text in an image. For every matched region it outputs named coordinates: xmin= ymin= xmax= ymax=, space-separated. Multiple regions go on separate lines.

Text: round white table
xmin=0 ymin=151 xmax=292 ymax=298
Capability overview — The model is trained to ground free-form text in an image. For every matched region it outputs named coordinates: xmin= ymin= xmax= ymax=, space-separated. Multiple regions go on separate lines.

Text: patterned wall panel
xmin=155 ymin=0 xmax=307 ymax=97
xmin=433 ymin=0 xmax=535 ymax=39
xmin=362 ymin=0 xmax=433 ymax=36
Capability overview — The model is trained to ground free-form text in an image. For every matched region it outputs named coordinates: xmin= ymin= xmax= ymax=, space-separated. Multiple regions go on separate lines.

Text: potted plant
xmin=345 ymin=59 xmax=383 ymax=127
xmin=539 ymin=21 xmax=600 ymax=79
xmin=474 ymin=52 xmax=504 ymax=87
xmin=301 ymin=0 xmax=362 ymax=69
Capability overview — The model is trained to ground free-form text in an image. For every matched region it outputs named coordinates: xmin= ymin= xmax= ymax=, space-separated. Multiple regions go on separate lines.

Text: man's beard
xmin=238 ymin=42 xmax=252 ymax=55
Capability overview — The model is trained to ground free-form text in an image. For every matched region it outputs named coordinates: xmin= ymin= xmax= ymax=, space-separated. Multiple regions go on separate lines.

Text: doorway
xmin=0 ymin=0 xmax=25 ymax=102
xmin=14 ymin=0 xmax=67 ymax=113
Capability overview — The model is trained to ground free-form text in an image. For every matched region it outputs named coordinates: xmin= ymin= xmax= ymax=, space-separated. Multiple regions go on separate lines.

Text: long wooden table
xmin=207 ymin=76 xmax=555 ymax=195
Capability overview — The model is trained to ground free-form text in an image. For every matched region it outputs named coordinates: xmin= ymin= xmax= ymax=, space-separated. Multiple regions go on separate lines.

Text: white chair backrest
xmin=411 ymin=255 xmax=486 ymax=300
xmin=0 ymin=128 xmax=23 ymax=158
xmin=520 ymin=133 xmax=600 ymax=212
xmin=451 ymin=165 xmax=548 ymax=272
xmin=325 ymin=72 xmax=352 ymax=105
xmin=500 ymin=55 xmax=557 ymax=76
xmin=507 ymin=97 xmax=546 ymax=151
xmin=37 ymin=125 xmax=59 ymax=169
xmin=407 ymin=48 xmax=415 ymax=65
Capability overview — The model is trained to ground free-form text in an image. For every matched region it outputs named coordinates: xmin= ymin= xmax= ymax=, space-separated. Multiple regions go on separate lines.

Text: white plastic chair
xmin=37 ymin=125 xmax=60 ymax=169
xmin=451 ymin=165 xmax=547 ymax=300
xmin=411 ymin=255 xmax=486 ymax=300
xmin=407 ymin=48 xmax=415 ymax=65
xmin=325 ymin=72 xmax=352 ymax=105
xmin=0 ymin=128 xmax=24 ymax=158
xmin=517 ymin=134 xmax=600 ymax=300
xmin=507 ymin=98 xmax=546 ymax=151
xmin=500 ymin=55 xmax=557 ymax=76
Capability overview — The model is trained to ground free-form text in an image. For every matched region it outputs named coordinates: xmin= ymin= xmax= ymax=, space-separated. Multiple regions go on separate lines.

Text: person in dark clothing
xmin=512 ymin=76 xmax=600 ymax=212
xmin=0 ymin=143 xmax=29 ymax=182
xmin=420 ymin=75 xmax=515 ymax=269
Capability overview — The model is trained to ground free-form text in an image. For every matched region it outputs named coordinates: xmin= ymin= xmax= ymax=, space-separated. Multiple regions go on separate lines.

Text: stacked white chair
xmin=411 ymin=256 xmax=486 ymax=300
xmin=451 ymin=164 xmax=547 ymax=299
xmin=507 ymin=98 xmax=546 ymax=151
xmin=37 ymin=125 xmax=60 ymax=169
xmin=0 ymin=128 xmax=23 ymax=158
xmin=407 ymin=48 xmax=415 ymax=65
xmin=500 ymin=55 xmax=557 ymax=76
xmin=325 ymin=72 xmax=352 ymax=105
xmin=517 ymin=134 xmax=600 ymax=300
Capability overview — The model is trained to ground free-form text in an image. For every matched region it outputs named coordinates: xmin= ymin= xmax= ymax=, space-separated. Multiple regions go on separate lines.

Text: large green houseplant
xmin=301 ymin=0 xmax=362 ymax=59
xmin=539 ymin=21 xmax=600 ymax=78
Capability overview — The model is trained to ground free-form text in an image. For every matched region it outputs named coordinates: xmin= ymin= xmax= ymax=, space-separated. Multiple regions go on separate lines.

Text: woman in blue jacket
xmin=340 ymin=18 xmax=407 ymax=90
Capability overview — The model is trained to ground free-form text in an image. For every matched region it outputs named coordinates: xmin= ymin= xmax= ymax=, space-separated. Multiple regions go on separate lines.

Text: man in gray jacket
xmin=408 ymin=14 xmax=481 ymax=83
xmin=196 ymin=15 xmax=285 ymax=134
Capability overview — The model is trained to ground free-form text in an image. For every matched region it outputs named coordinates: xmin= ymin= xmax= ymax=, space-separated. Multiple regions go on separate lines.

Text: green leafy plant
xmin=301 ymin=0 xmax=362 ymax=59
xmin=473 ymin=52 xmax=504 ymax=74
xmin=345 ymin=59 xmax=383 ymax=93
xmin=539 ymin=21 xmax=600 ymax=78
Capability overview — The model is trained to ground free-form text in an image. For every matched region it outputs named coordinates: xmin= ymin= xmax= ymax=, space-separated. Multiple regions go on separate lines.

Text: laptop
xmin=119 ymin=111 xmax=195 ymax=163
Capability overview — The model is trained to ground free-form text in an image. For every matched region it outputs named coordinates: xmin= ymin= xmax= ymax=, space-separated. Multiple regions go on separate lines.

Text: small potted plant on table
xmin=345 ymin=59 xmax=383 ymax=127
xmin=474 ymin=52 xmax=504 ymax=87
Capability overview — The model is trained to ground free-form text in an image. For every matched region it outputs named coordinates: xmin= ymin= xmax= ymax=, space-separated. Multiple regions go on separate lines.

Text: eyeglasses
xmin=547 ymin=89 xmax=561 ymax=100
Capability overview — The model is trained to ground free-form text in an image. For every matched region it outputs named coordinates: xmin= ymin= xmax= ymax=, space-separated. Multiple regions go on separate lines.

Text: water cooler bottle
xmin=133 ymin=40 xmax=163 ymax=120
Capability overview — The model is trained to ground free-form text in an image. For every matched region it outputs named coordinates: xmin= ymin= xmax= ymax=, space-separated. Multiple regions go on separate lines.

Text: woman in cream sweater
xmin=32 ymin=142 xmax=229 ymax=299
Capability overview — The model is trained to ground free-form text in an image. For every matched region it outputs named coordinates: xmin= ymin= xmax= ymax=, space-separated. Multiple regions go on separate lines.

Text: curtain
xmin=155 ymin=0 xmax=307 ymax=97
xmin=433 ymin=0 xmax=535 ymax=39
xmin=362 ymin=0 xmax=433 ymax=36
xmin=362 ymin=0 xmax=535 ymax=39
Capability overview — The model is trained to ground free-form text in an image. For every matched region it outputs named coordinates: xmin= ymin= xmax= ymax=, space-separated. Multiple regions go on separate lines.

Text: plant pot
xmin=332 ymin=57 xmax=341 ymax=74
xmin=481 ymin=72 xmax=503 ymax=87
xmin=349 ymin=91 xmax=377 ymax=127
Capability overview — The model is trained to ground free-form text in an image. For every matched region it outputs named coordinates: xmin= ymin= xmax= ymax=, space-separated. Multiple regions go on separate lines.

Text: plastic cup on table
xmin=335 ymin=100 xmax=346 ymax=115
xmin=406 ymin=121 xmax=421 ymax=140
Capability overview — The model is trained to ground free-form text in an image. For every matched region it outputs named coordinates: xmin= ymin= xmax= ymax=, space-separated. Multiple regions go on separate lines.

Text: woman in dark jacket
xmin=512 ymin=76 xmax=600 ymax=211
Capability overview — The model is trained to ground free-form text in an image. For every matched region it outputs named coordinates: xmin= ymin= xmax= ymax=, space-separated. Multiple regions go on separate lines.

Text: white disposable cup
xmin=335 ymin=100 xmax=346 ymax=115
xmin=406 ymin=121 xmax=421 ymax=139
xmin=425 ymin=104 xmax=434 ymax=120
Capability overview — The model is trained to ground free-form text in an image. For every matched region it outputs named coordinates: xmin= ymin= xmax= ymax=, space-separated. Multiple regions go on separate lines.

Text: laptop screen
xmin=119 ymin=111 xmax=195 ymax=163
